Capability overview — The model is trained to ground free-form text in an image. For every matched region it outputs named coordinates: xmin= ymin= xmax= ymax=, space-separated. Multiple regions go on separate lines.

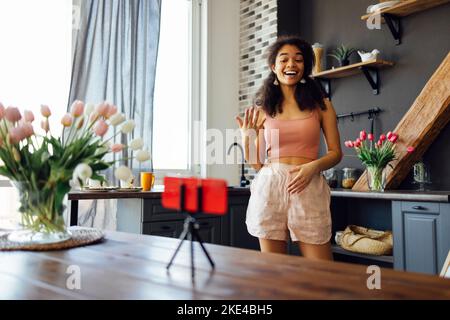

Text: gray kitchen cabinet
xmin=227 ymin=195 xmax=260 ymax=250
xmin=142 ymin=199 xmax=225 ymax=245
xmin=392 ymin=201 xmax=450 ymax=275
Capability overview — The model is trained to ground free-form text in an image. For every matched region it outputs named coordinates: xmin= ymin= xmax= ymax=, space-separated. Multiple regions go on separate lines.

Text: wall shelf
xmin=332 ymin=244 xmax=394 ymax=264
xmin=361 ymin=0 xmax=450 ymax=45
xmin=313 ymin=59 xmax=394 ymax=98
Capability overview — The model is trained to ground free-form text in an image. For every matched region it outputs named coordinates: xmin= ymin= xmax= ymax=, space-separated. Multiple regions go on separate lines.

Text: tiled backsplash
xmin=239 ymin=0 xmax=277 ymax=179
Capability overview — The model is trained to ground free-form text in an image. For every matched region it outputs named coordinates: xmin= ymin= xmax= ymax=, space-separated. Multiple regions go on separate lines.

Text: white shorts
xmin=246 ymin=162 xmax=332 ymax=244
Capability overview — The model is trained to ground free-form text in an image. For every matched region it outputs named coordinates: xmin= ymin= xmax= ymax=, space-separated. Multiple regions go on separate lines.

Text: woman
xmin=235 ymin=35 xmax=342 ymax=260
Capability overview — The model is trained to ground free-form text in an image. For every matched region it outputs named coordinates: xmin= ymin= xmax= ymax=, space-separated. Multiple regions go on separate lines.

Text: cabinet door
xmin=228 ymin=195 xmax=259 ymax=250
xmin=196 ymin=217 xmax=221 ymax=245
xmin=392 ymin=201 xmax=450 ymax=275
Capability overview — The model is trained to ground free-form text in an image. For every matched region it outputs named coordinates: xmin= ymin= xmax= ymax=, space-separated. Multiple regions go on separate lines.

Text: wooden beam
xmin=352 ymin=52 xmax=450 ymax=191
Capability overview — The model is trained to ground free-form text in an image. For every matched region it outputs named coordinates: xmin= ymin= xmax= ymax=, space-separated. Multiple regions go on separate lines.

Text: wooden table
xmin=1 ymin=231 xmax=449 ymax=299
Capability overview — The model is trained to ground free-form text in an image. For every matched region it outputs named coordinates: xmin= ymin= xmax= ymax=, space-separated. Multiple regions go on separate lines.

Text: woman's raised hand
xmin=235 ymin=106 xmax=264 ymax=137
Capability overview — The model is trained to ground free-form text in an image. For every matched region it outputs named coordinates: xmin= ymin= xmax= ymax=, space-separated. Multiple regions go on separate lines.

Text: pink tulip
xmin=379 ymin=134 xmax=386 ymax=142
xmin=386 ymin=131 xmax=393 ymax=140
xmin=0 ymin=103 xmax=5 ymax=119
xmin=359 ymin=130 xmax=367 ymax=141
xmin=24 ymin=110 xmax=35 ymax=123
xmin=356 ymin=138 xmax=361 ymax=144
xmin=22 ymin=123 xmax=34 ymax=138
xmin=96 ymin=102 xmax=109 ymax=118
xmin=368 ymin=133 xmax=374 ymax=141
xmin=61 ymin=114 xmax=73 ymax=127
xmin=76 ymin=116 xmax=85 ymax=129
xmin=41 ymin=105 xmax=51 ymax=118
xmin=111 ymin=143 xmax=125 ymax=153
xmin=377 ymin=141 xmax=382 ymax=147
xmin=105 ymin=104 xmax=118 ymax=119
xmin=354 ymin=141 xmax=361 ymax=148
xmin=9 ymin=126 xmax=26 ymax=144
xmin=5 ymin=107 xmax=22 ymax=123
xmin=407 ymin=146 xmax=415 ymax=153
xmin=389 ymin=134 xmax=398 ymax=143
xmin=41 ymin=119 xmax=50 ymax=133
xmin=344 ymin=141 xmax=351 ymax=148
xmin=71 ymin=100 xmax=85 ymax=118
xmin=94 ymin=119 xmax=109 ymax=137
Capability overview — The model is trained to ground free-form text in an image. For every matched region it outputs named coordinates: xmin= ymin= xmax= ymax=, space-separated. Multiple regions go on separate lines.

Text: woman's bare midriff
xmin=267 ymin=156 xmax=314 ymax=166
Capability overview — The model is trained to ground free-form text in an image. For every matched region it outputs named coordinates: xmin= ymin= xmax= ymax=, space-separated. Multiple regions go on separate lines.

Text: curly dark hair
xmin=254 ymin=35 xmax=326 ymax=117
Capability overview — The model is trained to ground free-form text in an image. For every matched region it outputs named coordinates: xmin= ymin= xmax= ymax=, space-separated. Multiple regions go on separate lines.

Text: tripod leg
xmin=166 ymin=227 xmax=189 ymax=270
xmin=189 ymin=230 xmax=195 ymax=279
xmin=192 ymin=229 xmax=215 ymax=269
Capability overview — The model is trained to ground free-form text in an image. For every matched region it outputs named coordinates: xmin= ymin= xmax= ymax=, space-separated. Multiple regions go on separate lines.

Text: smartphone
xmin=162 ymin=177 xmax=228 ymax=215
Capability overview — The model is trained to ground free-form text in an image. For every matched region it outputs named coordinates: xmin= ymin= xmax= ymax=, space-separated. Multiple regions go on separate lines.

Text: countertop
xmin=69 ymin=186 xmax=450 ymax=202
xmin=1 ymin=229 xmax=449 ymax=299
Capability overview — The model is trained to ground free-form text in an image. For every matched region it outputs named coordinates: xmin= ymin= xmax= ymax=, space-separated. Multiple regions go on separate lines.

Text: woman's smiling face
xmin=272 ymin=44 xmax=304 ymax=87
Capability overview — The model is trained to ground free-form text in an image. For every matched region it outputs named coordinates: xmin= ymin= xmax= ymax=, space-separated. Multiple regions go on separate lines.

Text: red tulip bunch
xmin=345 ymin=130 xmax=414 ymax=168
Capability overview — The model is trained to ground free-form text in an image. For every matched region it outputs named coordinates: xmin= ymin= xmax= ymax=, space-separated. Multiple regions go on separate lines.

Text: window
xmin=152 ymin=0 xmax=202 ymax=173
xmin=0 ymin=0 xmax=72 ymax=223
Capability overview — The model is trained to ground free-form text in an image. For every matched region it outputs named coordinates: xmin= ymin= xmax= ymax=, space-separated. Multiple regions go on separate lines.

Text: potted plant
xmin=0 ymin=101 xmax=151 ymax=244
xmin=329 ymin=44 xmax=356 ymax=67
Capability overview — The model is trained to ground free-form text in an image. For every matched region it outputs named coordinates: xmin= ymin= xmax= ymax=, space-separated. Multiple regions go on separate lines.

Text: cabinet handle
xmin=161 ymin=225 xmax=172 ymax=230
xmin=199 ymin=222 xmax=210 ymax=226
xmin=412 ymin=205 xmax=426 ymax=210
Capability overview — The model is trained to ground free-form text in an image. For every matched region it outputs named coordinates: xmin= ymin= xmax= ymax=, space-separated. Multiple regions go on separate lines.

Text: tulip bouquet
xmin=344 ymin=130 xmax=414 ymax=191
xmin=0 ymin=100 xmax=150 ymax=244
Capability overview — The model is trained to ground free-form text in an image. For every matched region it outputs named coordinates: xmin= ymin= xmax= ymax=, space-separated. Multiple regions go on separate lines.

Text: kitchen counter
xmin=69 ymin=187 xmax=450 ymax=202
xmin=1 ymin=230 xmax=449 ymax=299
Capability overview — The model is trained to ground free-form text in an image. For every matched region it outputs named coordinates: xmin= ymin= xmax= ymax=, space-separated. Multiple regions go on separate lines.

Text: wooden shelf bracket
xmin=360 ymin=66 xmax=380 ymax=95
xmin=382 ymin=13 xmax=402 ymax=45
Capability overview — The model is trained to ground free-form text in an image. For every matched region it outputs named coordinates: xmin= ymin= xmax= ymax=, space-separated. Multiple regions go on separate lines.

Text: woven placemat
xmin=0 ymin=226 xmax=105 ymax=251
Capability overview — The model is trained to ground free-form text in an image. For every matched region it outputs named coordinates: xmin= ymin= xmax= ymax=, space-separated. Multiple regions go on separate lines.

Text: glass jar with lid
xmin=323 ymin=168 xmax=338 ymax=188
xmin=342 ymin=168 xmax=358 ymax=189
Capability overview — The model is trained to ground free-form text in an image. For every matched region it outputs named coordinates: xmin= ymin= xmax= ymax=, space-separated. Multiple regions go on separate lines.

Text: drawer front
xmin=143 ymin=221 xmax=182 ymax=238
xmin=401 ymin=201 xmax=439 ymax=214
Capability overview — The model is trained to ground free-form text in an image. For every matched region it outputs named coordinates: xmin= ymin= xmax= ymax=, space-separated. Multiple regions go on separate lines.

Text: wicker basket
xmin=340 ymin=225 xmax=393 ymax=256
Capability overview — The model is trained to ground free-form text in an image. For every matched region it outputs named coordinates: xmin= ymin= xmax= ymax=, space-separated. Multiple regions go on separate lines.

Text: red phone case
xmin=162 ymin=177 xmax=227 ymax=215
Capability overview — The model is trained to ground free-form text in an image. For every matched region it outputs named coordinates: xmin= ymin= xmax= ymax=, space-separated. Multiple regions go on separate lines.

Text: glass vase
xmin=7 ymin=182 xmax=71 ymax=244
xmin=367 ymin=166 xmax=387 ymax=192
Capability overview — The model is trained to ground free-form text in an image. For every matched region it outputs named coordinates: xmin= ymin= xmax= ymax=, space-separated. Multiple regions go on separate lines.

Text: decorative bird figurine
xmin=358 ymin=49 xmax=380 ymax=62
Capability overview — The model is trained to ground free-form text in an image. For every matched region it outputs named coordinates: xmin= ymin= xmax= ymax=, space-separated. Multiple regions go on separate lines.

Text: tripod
xmin=166 ymin=184 xmax=215 ymax=277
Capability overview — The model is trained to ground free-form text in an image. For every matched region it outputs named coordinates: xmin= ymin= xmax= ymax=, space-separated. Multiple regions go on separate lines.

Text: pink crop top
xmin=263 ymin=109 xmax=321 ymax=160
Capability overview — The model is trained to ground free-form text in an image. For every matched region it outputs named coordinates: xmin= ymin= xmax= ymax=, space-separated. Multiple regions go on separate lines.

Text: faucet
xmin=227 ymin=142 xmax=250 ymax=188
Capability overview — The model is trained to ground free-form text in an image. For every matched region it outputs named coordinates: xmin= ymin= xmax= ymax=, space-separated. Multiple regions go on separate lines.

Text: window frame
xmin=153 ymin=0 xmax=206 ymax=181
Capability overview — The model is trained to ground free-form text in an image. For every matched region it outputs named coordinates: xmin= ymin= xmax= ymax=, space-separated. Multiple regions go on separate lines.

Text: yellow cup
xmin=141 ymin=172 xmax=155 ymax=191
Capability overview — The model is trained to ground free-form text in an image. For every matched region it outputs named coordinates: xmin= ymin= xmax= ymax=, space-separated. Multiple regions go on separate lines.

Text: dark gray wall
xmin=278 ymin=0 xmax=450 ymax=189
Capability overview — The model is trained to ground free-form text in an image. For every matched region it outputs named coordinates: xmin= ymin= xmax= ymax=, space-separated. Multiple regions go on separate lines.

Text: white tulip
xmin=121 ymin=120 xmax=135 ymax=134
xmin=73 ymin=163 xmax=93 ymax=181
xmin=129 ymin=138 xmax=144 ymax=151
xmin=136 ymin=150 xmax=151 ymax=162
xmin=110 ymin=113 xmax=126 ymax=126
xmin=114 ymin=165 xmax=132 ymax=181
xmin=84 ymin=103 xmax=95 ymax=116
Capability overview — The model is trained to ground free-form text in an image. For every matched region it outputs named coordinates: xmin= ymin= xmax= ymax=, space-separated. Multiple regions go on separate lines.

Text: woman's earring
xmin=300 ymin=78 xmax=306 ymax=84
xmin=273 ymin=78 xmax=279 ymax=86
